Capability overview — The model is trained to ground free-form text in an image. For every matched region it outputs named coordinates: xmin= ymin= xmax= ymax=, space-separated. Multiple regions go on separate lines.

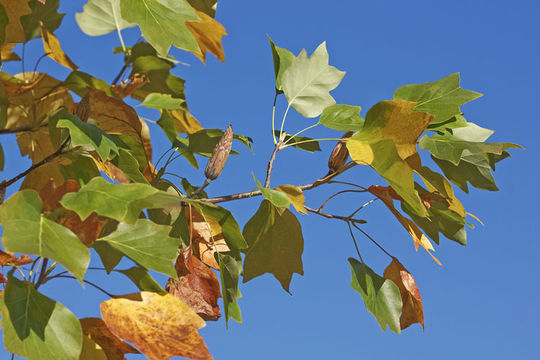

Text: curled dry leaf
xmin=205 ymin=124 xmax=233 ymax=180
xmin=40 ymin=21 xmax=78 ymax=70
xmin=166 ymin=247 xmax=222 ymax=321
xmin=368 ymin=185 xmax=441 ymax=265
xmin=383 ymin=258 xmax=424 ymax=330
xmin=100 ymin=291 xmax=213 ymax=360
xmin=111 ymin=73 xmax=149 ymax=98
xmin=188 ymin=208 xmax=229 ymax=269
xmin=80 ymin=317 xmax=139 ymax=360
xmin=0 ymin=249 xmax=33 ymax=266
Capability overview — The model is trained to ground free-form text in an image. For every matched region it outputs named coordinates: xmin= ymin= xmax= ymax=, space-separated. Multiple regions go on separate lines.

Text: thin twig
xmin=188 ymin=178 xmax=211 ymax=198
xmin=317 ymin=189 xmax=368 ymax=212
xmin=305 ymin=206 xmax=366 ymax=224
xmin=52 ymin=275 xmax=117 ymax=298
xmin=264 ymin=140 xmax=283 ymax=188
xmin=0 ymin=123 xmax=49 ymax=135
xmin=347 ymin=221 xmax=364 ymax=262
xmin=35 ymin=259 xmax=49 ymax=289
xmin=348 ymin=198 xmax=378 ymax=218
xmin=352 ymin=222 xmax=393 ymax=259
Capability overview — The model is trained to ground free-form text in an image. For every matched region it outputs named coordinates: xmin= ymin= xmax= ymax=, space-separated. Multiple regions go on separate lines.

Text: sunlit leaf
xmin=320 ymin=104 xmax=364 ymax=131
xmin=281 ymin=42 xmax=345 ymax=118
xmin=349 ymin=258 xmax=402 ymax=333
xmin=216 ymin=251 xmax=242 ymax=325
xmin=141 ymin=92 xmax=183 ymax=109
xmin=63 ymin=70 xmax=114 ymax=97
xmin=275 ymin=184 xmax=307 ymax=214
xmin=75 ymin=0 xmax=135 ymax=36
xmin=120 ymin=0 xmax=200 ymax=56
xmin=80 ymin=317 xmax=139 ymax=360
xmin=394 ymin=73 xmax=482 ymax=123
xmin=100 ymin=292 xmax=213 ymax=360
xmin=1 ymin=276 xmax=82 ymax=360
xmin=97 ymin=219 xmax=181 ymax=277
xmin=0 ymin=190 xmax=90 ymax=280
xmin=383 ymin=258 xmax=424 ymax=330
xmin=243 ymin=200 xmax=303 ymax=292
xmin=268 ymin=36 xmax=294 ymax=92
xmin=186 ymin=10 xmax=226 ymax=63
xmin=253 ymin=174 xmax=291 ymax=208
xmin=40 ymin=22 xmax=78 ymax=70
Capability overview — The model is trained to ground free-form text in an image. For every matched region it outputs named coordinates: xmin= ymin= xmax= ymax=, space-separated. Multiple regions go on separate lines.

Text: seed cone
xmin=328 ymin=131 xmax=353 ymax=173
xmin=205 ymin=125 xmax=233 ymax=180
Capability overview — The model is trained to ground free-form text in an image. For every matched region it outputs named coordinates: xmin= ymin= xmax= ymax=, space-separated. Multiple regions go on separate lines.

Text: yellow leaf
xmin=368 ymin=186 xmax=441 ymax=265
xmin=100 ymin=292 xmax=213 ymax=360
xmin=168 ymin=108 xmax=203 ymax=134
xmin=80 ymin=318 xmax=139 ymax=360
xmin=275 ymin=184 xmax=307 ymax=214
xmin=416 ymin=166 xmax=466 ymax=218
xmin=186 ymin=11 xmax=226 ymax=63
xmin=40 ymin=22 xmax=78 ymax=70
xmin=0 ymin=0 xmax=31 ymax=43
xmin=1 ymin=43 xmax=20 ymax=62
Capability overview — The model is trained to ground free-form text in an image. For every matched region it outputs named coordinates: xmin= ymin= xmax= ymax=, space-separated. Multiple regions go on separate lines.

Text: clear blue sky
xmin=1 ymin=1 xmax=539 ymax=359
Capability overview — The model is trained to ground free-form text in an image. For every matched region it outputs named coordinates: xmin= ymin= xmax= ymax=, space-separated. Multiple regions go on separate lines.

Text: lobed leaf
xmin=320 ymin=104 xmax=364 ymax=131
xmin=253 ymin=174 xmax=291 ymax=208
xmin=75 ymin=0 xmax=135 ymax=36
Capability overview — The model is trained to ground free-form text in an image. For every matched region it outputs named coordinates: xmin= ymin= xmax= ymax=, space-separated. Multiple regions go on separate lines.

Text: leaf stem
xmin=316 ymin=189 xmax=368 ymax=212
xmin=280 ymin=137 xmax=342 ymax=150
xmin=279 ymin=103 xmax=292 ymax=140
xmin=51 ymin=275 xmax=118 ymax=298
xmin=282 ymin=122 xmax=321 ymax=146
xmin=271 ymin=93 xmax=278 ymax=144
xmin=352 ymin=222 xmax=393 ymax=259
xmin=347 ymin=222 xmax=364 ymax=262
xmin=305 ymin=206 xmax=366 ymax=225
xmin=35 ymin=258 xmax=49 ymax=289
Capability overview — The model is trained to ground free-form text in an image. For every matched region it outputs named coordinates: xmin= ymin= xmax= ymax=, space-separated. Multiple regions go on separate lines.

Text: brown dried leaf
xmin=186 ymin=11 xmax=226 ymax=63
xmin=0 ymin=0 xmax=31 ymax=43
xmin=39 ymin=179 xmax=79 ymax=212
xmin=0 ymin=249 xmax=33 ymax=266
xmin=80 ymin=317 xmax=139 ymax=360
xmin=111 ymin=74 xmax=149 ymax=98
xmin=368 ymin=185 xmax=441 ymax=265
xmin=0 ymin=273 xmax=7 ymax=283
xmin=40 ymin=22 xmax=78 ymax=70
xmin=167 ymin=247 xmax=222 ymax=321
xmin=188 ymin=208 xmax=228 ymax=269
xmin=100 ymin=292 xmax=213 ymax=360
xmin=383 ymin=258 xmax=424 ymax=330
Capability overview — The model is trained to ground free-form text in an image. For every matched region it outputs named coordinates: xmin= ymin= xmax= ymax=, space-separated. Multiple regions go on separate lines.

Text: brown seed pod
xmin=75 ymin=92 xmax=90 ymax=123
xmin=205 ymin=125 xmax=233 ymax=181
xmin=328 ymin=131 xmax=353 ymax=173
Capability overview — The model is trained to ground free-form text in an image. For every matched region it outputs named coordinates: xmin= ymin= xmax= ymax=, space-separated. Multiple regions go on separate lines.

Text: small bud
xmin=205 ymin=125 xmax=233 ymax=181
xmin=328 ymin=132 xmax=353 ymax=173
xmin=75 ymin=92 xmax=90 ymax=123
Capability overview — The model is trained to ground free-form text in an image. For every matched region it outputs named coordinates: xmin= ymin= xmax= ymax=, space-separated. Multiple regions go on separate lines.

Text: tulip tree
xmin=0 ymin=1 xmax=521 ymax=359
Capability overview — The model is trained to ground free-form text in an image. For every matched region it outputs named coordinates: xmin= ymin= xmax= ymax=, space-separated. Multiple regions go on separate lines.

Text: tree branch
xmin=0 ymin=123 xmax=48 ymax=135
xmin=305 ymin=206 xmax=366 ymax=224
xmin=264 ymin=139 xmax=283 ymax=187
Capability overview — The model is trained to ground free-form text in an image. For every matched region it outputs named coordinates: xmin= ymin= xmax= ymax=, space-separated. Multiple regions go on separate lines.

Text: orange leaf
xmin=0 ymin=250 xmax=33 ymax=266
xmin=39 ymin=179 xmax=79 ymax=212
xmin=0 ymin=273 xmax=7 ymax=283
xmin=80 ymin=318 xmax=139 ymax=360
xmin=384 ymin=258 xmax=424 ymax=330
xmin=368 ymin=185 xmax=441 ymax=265
xmin=167 ymin=247 xmax=222 ymax=321
xmin=111 ymin=73 xmax=149 ymax=98
xmin=100 ymin=292 xmax=213 ymax=360
xmin=40 ymin=22 xmax=78 ymax=70
xmin=186 ymin=11 xmax=227 ymax=63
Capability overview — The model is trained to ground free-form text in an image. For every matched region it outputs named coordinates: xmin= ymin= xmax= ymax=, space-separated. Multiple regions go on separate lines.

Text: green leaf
xmin=281 ymin=42 xmax=345 ymax=118
xmin=1 ymin=276 xmax=83 ymax=360
xmin=141 ymin=92 xmax=183 ymax=109
xmin=118 ymin=266 xmax=166 ymax=292
xmin=60 ymin=153 xmax=100 ymax=186
xmin=320 ymin=104 xmax=364 ymax=131
xmin=98 ymin=219 xmax=181 ymax=278
xmin=75 ymin=0 xmax=135 ymax=36
xmin=64 ymin=71 xmax=115 ymax=97
xmin=253 ymin=174 xmax=291 ymax=208
xmin=273 ymin=130 xmax=321 ymax=153
xmin=394 ymin=73 xmax=482 ymax=123
xmin=198 ymin=203 xmax=248 ymax=250
xmin=268 ymin=36 xmax=294 ymax=92
xmin=120 ymin=0 xmax=200 ymax=56
xmin=243 ymin=200 xmax=304 ymax=292
xmin=426 ymin=114 xmax=468 ymax=131
xmin=172 ymin=137 xmax=199 ymax=168
xmin=348 ymin=258 xmax=402 ymax=333
xmin=93 ymin=241 xmax=123 ymax=274
xmin=187 ymin=128 xmax=248 ymax=155
xmin=60 ymin=177 xmax=188 ymax=224
xmin=0 ymin=191 xmax=90 ymax=281
xmin=419 ymin=133 xmax=521 ymax=165
xmin=110 ymin=148 xmax=149 ymax=183
xmin=216 ymin=251 xmax=242 ymax=325
xmin=21 ymin=0 xmax=65 ymax=41
xmin=181 ymin=177 xmax=207 ymax=198
xmin=432 ymin=154 xmax=499 ymax=193
xmin=57 ymin=114 xmax=119 ymax=161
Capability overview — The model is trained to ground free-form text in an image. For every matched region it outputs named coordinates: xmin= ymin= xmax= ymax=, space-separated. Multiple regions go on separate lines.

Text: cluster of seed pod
xmin=327 ymin=131 xmax=353 ymax=173
xmin=205 ymin=125 xmax=233 ymax=181
xmin=75 ymin=92 xmax=90 ymax=123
